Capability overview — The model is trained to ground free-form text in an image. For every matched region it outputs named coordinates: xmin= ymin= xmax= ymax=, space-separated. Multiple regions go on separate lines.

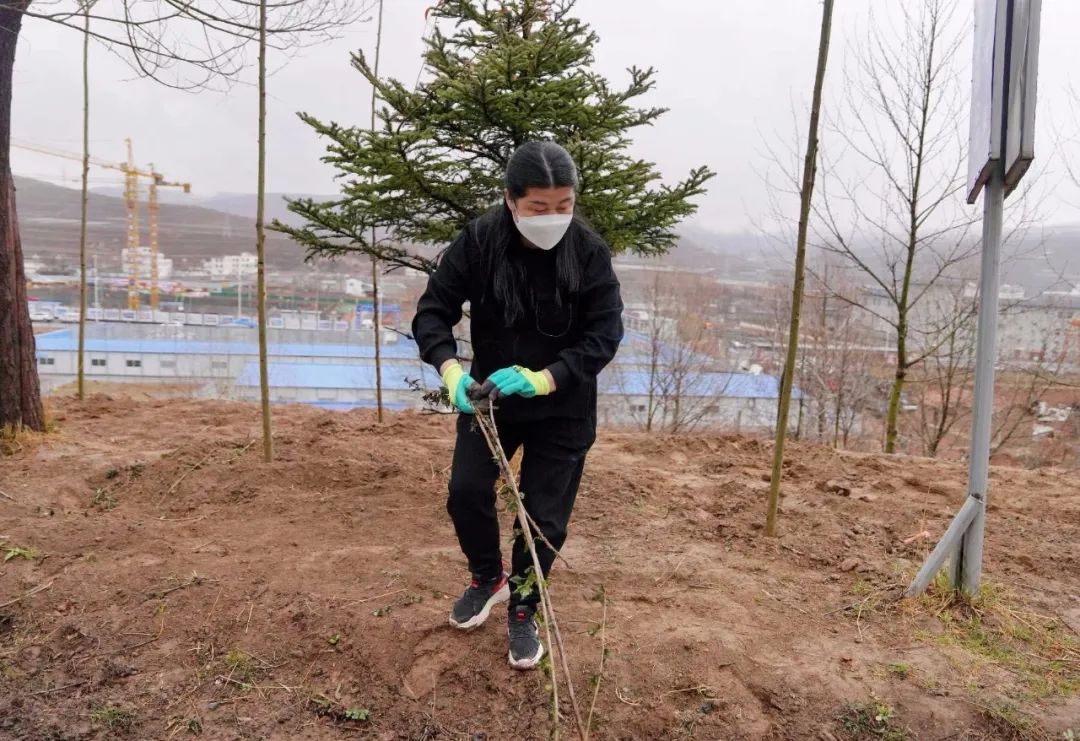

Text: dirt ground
xmin=0 ymin=397 xmax=1077 ymax=740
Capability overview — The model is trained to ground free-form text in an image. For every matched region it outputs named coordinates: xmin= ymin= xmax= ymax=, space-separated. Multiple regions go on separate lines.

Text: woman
xmin=412 ymin=141 xmax=624 ymax=670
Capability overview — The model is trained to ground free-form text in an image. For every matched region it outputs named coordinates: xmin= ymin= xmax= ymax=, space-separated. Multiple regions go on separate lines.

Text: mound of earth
xmin=0 ymin=397 xmax=1077 ymax=739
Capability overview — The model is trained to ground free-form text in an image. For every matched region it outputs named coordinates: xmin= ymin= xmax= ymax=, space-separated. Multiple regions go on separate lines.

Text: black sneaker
xmin=448 ymin=572 xmax=509 ymax=630
xmin=507 ymin=604 xmax=545 ymax=670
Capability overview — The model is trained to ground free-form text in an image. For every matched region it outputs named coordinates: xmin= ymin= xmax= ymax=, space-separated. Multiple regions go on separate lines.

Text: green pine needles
xmin=275 ymin=0 xmax=713 ymax=270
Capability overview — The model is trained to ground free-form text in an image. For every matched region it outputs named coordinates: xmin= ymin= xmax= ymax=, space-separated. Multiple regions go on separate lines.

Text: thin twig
xmin=0 ymin=580 xmax=55 ymax=609
xmin=476 ymin=409 xmax=587 ymax=741
xmin=614 ymin=685 xmax=642 ymax=707
xmin=0 ymin=488 xmax=16 ymax=502
xmin=478 ymin=405 xmax=573 ymax=571
xmin=344 ymin=587 xmax=406 ymax=606
xmin=654 ymin=553 xmax=688 ymax=587
xmin=149 ymin=572 xmax=206 ymax=599
xmin=521 ymin=505 xmax=574 ymax=571
xmin=585 ymin=591 xmax=608 ymax=740
xmin=159 ymin=448 xmax=216 ymax=505
xmin=1014 ymin=649 xmax=1080 ymax=665
xmin=823 ymin=585 xmax=899 ymax=616
xmin=476 ymin=412 xmax=563 ymax=735
xmin=762 ymin=588 xmax=811 ymax=616
xmin=229 ymin=439 xmax=258 ymax=461
xmin=30 ymin=680 xmax=87 ymax=696
xmin=658 ymin=684 xmax=719 ymax=698
xmin=156 ymin=514 xmax=210 ymax=523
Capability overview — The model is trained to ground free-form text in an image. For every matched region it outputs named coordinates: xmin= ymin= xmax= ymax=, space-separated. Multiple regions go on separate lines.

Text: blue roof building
xmin=33 ymin=322 xmax=798 ymax=429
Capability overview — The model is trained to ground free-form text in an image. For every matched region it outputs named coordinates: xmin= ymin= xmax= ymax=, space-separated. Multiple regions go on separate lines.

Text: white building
xmin=120 ymin=246 xmax=173 ymax=280
xmin=345 ymin=278 xmax=371 ymax=298
xmin=24 ymin=255 xmax=46 ymax=277
xmin=964 ymin=282 xmax=1026 ymax=301
xmin=997 ymin=293 xmax=1080 ymax=365
xmin=32 ymin=324 xmax=427 ymax=402
xmin=598 ymin=365 xmax=799 ymax=433
xmin=204 ymin=252 xmax=258 ymax=280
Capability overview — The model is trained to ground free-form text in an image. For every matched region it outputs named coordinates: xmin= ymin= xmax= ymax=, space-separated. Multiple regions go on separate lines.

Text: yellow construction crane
xmin=13 ymin=138 xmax=191 ymax=309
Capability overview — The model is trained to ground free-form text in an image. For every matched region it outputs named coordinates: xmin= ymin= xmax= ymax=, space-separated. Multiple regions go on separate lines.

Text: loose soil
xmin=0 ymin=397 xmax=1077 ymax=740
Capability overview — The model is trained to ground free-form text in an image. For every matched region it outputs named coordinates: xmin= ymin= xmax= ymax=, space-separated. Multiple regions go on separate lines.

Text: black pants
xmin=447 ymin=413 xmax=595 ymax=609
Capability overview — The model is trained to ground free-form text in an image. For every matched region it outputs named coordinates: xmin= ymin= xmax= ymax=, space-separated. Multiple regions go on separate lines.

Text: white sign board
xmin=967 ymin=0 xmax=1042 ymax=204
xmin=967 ymin=0 xmax=1009 ymax=204
xmin=1003 ymin=0 xmax=1042 ymax=193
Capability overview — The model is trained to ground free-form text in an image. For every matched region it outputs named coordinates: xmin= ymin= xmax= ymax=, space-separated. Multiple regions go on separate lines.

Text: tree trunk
xmin=646 ymin=322 xmax=658 ymax=433
xmin=832 ymin=330 xmax=847 ymax=448
xmin=672 ymin=373 xmax=682 ymax=433
xmin=370 ymin=0 xmax=385 ymax=423
xmin=885 ymin=318 xmax=908 ymax=453
xmin=78 ymin=2 xmax=91 ymax=401
xmin=256 ymin=0 xmax=273 ymax=462
xmin=765 ymin=0 xmax=834 ymax=536
xmin=0 ymin=1 xmax=44 ymax=432
xmin=885 ymin=365 xmax=905 ymax=453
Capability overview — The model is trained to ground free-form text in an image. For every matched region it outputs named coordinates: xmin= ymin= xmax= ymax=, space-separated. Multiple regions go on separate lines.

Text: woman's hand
xmin=440 ymin=360 xmax=480 ymax=414
xmin=479 ymin=366 xmax=555 ymax=400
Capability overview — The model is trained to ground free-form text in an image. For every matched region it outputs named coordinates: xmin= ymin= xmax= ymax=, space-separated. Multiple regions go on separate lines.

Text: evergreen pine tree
xmin=277 ymin=0 xmax=714 ymax=270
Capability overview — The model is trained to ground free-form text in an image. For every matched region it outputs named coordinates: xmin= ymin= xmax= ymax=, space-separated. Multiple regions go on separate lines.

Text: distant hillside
xmin=15 ymin=176 xmax=307 ymax=269
xmin=33 ymin=173 xmax=1079 ymax=294
xmin=89 ymin=185 xmax=336 ymax=229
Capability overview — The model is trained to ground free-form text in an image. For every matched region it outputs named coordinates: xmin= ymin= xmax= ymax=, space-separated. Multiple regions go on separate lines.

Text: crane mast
xmin=13 ymin=138 xmax=191 ymax=310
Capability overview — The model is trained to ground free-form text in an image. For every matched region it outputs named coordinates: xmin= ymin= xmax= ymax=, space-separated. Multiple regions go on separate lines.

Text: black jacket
xmin=412 ymin=212 xmax=624 ymax=425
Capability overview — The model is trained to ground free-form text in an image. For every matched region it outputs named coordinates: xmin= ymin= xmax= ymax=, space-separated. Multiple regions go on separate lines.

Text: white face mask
xmin=510 ymin=210 xmax=573 ymax=251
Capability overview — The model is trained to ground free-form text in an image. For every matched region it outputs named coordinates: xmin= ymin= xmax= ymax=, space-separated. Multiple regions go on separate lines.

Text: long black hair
xmin=478 ymin=141 xmax=588 ymax=326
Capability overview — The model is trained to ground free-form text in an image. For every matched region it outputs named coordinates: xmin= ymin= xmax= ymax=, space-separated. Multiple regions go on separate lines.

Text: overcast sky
xmin=12 ymin=1 xmax=1080 ymax=232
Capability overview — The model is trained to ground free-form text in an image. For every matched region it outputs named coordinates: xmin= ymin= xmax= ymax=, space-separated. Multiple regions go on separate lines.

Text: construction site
xmin=15 ymin=139 xmax=192 ymax=313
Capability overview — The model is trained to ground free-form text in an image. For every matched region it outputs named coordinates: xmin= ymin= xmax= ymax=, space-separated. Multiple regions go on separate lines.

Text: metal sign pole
xmin=957 ymin=162 xmax=1005 ymax=593
xmin=908 ymin=0 xmax=1041 ymax=599
xmin=906 ymin=167 xmax=1004 ymax=599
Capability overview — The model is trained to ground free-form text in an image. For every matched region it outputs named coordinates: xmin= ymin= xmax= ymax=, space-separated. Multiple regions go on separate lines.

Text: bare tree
xmin=0 ymin=0 xmax=366 ymax=432
xmin=812 ymin=0 xmax=976 ymax=454
xmin=906 ymin=279 xmax=978 ymax=456
xmin=990 ymin=296 xmax=1079 ymax=456
xmin=799 ymin=262 xmax=880 ymax=448
xmin=903 ymin=277 xmax=1077 ymax=458
xmin=615 ymin=274 xmax=723 ymax=434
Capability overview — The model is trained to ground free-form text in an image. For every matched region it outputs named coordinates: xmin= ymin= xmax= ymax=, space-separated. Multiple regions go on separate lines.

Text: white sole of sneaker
xmin=448 ymin=582 xmax=510 ymax=630
xmin=508 ymin=641 xmax=545 ymax=671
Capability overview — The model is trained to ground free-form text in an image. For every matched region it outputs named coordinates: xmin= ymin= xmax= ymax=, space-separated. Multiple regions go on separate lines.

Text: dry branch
xmin=159 ymin=448 xmax=217 ymax=505
xmin=474 ymin=408 xmax=586 ymax=741
xmin=584 ymin=590 xmax=608 ymax=740
xmin=0 ymin=580 xmax=55 ymax=609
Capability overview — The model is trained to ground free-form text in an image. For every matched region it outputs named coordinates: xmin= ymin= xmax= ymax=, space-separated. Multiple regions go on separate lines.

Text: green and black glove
xmin=441 ymin=361 xmax=479 ymax=414
xmin=479 ymin=366 xmax=553 ymax=400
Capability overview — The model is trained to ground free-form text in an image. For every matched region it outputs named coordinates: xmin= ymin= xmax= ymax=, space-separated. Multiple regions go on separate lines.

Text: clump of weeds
xmin=837 ymin=696 xmax=909 ymax=740
xmin=1 ymin=544 xmax=39 ymax=562
xmin=90 ymin=705 xmax=137 ymax=733
xmin=904 ymin=577 xmax=1079 ymax=700
xmin=307 ymin=692 xmax=372 ymax=726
